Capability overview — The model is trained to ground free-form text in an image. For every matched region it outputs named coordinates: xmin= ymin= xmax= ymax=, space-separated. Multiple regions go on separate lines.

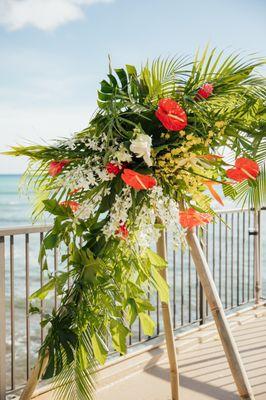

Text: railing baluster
xmin=195 ymin=259 xmax=199 ymax=321
xmin=10 ymin=235 xmax=15 ymax=390
xmin=173 ymin=249 xmax=176 ymax=329
xmin=188 ymin=252 xmax=191 ymax=323
xmin=252 ymin=211 xmax=255 ymax=297
xmin=0 ymin=235 xmax=6 ymax=400
xmin=212 ymin=221 xmax=216 ymax=282
xmin=242 ymin=213 xmax=245 ymax=303
xmin=199 ymin=230 xmax=206 ymax=325
xmin=219 ymin=216 xmax=222 ymax=299
xmin=231 ymin=213 xmax=234 ymax=308
xmin=237 ymin=213 xmax=240 ymax=306
xmin=181 ymin=249 xmax=184 ymax=325
xmin=156 ymin=291 xmax=160 ymax=335
xmin=225 ymin=214 xmax=228 ymax=309
xmin=40 ymin=232 xmax=44 ymax=344
xmin=54 ymin=247 xmax=58 ymax=309
xmin=25 ymin=233 xmax=30 ymax=379
xmin=205 ymin=226 xmax=209 ymax=317
xmin=248 ymin=210 xmax=251 ymax=301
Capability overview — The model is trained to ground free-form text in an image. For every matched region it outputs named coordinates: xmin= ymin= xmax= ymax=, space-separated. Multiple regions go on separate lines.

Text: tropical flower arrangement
xmin=7 ymin=48 xmax=266 ymax=399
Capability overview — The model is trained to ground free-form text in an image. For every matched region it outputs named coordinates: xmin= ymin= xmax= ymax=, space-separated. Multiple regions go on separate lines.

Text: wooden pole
xmin=186 ymin=228 xmax=254 ymax=400
xmin=157 ymin=228 xmax=180 ymax=400
xmin=19 ymin=352 xmax=49 ymax=400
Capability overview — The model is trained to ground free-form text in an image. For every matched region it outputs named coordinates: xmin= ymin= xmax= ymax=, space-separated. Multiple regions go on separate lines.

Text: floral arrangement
xmin=8 ymin=48 xmax=266 ymax=399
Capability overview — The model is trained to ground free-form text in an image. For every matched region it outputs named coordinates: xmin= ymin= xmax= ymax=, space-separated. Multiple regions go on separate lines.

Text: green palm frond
xmin=140 ymin=55 xmax=191 ymax=100
xmin=52 ymin=331 xmax=97 ymax=400
xmin=185 ymin=46 xmax=266 ymax=95
xmin=235 ymin=162 xmax=266 ymax=209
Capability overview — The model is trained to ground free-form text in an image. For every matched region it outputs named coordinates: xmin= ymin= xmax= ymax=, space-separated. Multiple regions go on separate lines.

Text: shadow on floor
xmin=145 ymin=364 xmax=239 ymax=400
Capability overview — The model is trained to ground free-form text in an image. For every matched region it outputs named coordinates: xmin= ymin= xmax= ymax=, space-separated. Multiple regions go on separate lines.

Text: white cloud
xmin=0 ymin=0 xmax=113 ymax=31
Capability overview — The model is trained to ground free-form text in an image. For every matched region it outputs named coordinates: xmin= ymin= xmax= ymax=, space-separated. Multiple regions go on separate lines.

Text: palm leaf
xmin=235 ymin=162 xmax=266 ymax=210
xmin=52 ymin=331 xmax=97 ymax=400
xmin=140 ymin=55 xmax=191 ymax=100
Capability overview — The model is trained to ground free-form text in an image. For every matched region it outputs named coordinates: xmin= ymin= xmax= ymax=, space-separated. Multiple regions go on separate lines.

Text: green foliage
xmin=139 ymin=313 xmax=155 ymax=336
xmin=110 ymin=319 xmax=130 ymax=354
xmin=151 ymin=266 xmax=169 ymax=303
xmin=91 ymin=332 xmax=108 ymax=365
xmin=5 ymin=47 xmax=266 ymax=400
xmin=145 ymin=248 xmax=167 ymax=268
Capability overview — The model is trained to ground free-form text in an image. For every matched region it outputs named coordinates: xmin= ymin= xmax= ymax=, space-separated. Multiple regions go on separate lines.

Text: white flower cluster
xmin=134 ymin=202 xmax=159 ymax=250
xmin=65 ymin=132 xmax=108 ymax=152
xmin=113 ymin=144 xmax=132 ymax=164
xmin=59 ymin=155 xmax=111 ymax=192
xmin=102 ymin=187 xmax=132 ymax=239
xmin=76 ymin=188 xmax=111 ymax=220
xmin=135 ymin=186 xmax=181 ymax=250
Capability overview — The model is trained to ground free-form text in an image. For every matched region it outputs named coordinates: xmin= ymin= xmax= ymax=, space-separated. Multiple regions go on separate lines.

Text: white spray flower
xmin=114 ymin=145 xmax=133 ymax=164
xmin=130 ymin=133 xmax=152 ymax=166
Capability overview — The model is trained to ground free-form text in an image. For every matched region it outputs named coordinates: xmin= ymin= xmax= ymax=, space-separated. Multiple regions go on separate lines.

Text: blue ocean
xmin=0 ymin=175 xmax=32 ymax=226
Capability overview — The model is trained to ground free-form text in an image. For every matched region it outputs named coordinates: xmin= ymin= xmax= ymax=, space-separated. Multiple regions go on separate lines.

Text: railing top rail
xmin=215 ymin=207 xmax=248 ymax=214
xmin=0 ymin=207 xmax=264 ymax=237
xmin=0 ymin=225 xmax=51 ymax=237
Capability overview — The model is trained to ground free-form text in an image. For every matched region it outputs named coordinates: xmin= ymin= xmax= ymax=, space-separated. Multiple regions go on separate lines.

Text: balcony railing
xmin=0 ymin=208 xmax=264 ymax=399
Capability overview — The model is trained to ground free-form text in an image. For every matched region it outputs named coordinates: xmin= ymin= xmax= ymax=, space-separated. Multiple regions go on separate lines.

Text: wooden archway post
xmin=19 ymin=352 xmax=49 ymax=400
xmin=156 ymin=227 xmax=180 ymax=400
xmin=186 ymin=228 xmax=255 ymax=400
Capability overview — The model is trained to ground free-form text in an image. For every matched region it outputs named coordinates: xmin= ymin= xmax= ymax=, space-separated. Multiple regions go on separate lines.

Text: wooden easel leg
xmin=157 ymin=229 xmax=180 ymax=400
xmin=19 ymin=353 xmax=49 ymax=400
xmin=186 ymin=228 xmax=254 ymax=400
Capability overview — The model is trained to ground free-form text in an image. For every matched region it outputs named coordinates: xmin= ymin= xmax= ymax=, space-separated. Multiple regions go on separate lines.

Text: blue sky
xmin=0 ymin=0 xmax=265 ymax=173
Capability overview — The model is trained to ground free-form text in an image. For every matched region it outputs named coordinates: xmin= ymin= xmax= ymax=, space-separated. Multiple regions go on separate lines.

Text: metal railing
xmin=0 ymin=208 xmax=264 ymax=398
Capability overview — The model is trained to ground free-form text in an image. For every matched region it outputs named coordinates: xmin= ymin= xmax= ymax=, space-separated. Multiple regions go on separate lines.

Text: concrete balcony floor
xmin=32 ymin=304 xmax=266 ymax=400
xmin=97 ymin=306 xmax=266 ymax=400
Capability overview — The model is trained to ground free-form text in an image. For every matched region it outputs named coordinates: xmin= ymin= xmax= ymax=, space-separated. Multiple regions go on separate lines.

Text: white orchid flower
xmin=130 ymin=133 xmax=153 ymax=166
xmin=114 ymin=145 xmax=133 ymax=163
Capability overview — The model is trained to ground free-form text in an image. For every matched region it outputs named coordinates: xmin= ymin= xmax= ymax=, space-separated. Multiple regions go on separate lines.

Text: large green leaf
xmin=110 ymin=320 xmax=130 ymax=354
xmin=30 ymin=272 xmax=69 ymax=301
xmin=91 ymin=332 xmax=108 ymax=365
xmin=145 ymin=248 xmax=167 ymax=268
xmin=139 ymin=313 xmax=155 ymax=336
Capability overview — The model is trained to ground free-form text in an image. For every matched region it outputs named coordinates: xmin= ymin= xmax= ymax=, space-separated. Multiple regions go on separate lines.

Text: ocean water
xmin=1 ymin=175 xmax=265 ymax=389
xmin=0 ymin=175 xmax=32 ymax=226
xmin=0 ymin=175 xmax=52 ymax=387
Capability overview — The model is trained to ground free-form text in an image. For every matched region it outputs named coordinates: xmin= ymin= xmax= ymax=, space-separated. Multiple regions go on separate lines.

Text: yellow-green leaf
xmin=139 ymin=313 xmax=155 ymax=336
xmin=91 ymin=332 xmax=108 ymax=365
xmin=145 ymin=248 xmax=167 ymax=268
xmin=151 ymin=266 xmax=169 ymax=303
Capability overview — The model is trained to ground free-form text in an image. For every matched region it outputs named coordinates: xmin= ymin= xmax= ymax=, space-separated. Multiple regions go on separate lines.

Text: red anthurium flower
xmin=204 ymin=180 xmax=224 ymax=206
xmin=195 ymin=83 xmax=214 ymax=100
xmin=115 ymin=223 xmax=129 ymax=240
xmin=121 ymin=168 xmax=156 ymax=190
xmin=155 ymin=98 xmax=187 ymax=131
xmin=49 ymin=160 xmax=70 ymax=177
xmin=106 ymin=162 xmax=121 ymax=175
xmin=179 ymin=208 xmax=212 ymax=230
xmin=60 ymin=201 xmax=80 ymax=213
xmin=226 ymin=157 xmax=259 ymax=182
